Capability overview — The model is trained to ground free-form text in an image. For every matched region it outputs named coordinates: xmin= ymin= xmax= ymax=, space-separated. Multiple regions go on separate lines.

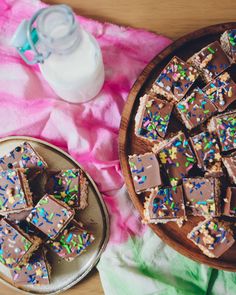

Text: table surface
xmin=2 ymin=0 xmax=236 ymax=294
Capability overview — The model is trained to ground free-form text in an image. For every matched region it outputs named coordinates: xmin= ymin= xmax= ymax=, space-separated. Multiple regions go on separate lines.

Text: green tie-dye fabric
xmin=98 ymin=228 xmax=236 ymax=295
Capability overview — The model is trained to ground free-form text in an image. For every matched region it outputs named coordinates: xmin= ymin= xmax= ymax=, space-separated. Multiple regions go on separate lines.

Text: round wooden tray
xmin=119 ymin=22 xmax=236 ymax=271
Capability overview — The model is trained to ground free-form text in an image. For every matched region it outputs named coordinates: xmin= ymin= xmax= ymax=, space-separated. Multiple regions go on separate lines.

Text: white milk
xmin=12 ymin=5 xmax=104 ymax=103
xmin=39 ymin=26 xmax=104 ymax=103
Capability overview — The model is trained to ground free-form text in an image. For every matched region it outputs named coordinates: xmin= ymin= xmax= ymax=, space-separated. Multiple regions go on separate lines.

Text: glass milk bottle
xmin=11 ymin=5 xmax=105 ymax=103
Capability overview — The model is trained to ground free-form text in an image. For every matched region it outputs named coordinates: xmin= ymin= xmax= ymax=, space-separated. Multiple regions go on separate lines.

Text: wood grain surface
xmin=2 ymin=0 xmax=236 ymax=294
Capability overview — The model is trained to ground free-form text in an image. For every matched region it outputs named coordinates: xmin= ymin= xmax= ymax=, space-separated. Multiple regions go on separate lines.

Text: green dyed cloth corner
xmin=97 ymin=228 xmax=236 ymax=295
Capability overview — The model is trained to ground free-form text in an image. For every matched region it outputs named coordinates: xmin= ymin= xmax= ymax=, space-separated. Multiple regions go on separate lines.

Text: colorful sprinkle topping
xmin=11 ymin=250 xmax=50 ymax=286
xmin=128 ymin=153 xmax=162 ymax=193
xmin=0 ymin=169 xmax=31 ymax=213
xmin=49 ymin=221 xmax=95 ymax=262
xmin=27 ymin=194 xmax=74 ymax=239
xmin=149 ymin=186 xmax=185 ymax=219
xmin=204 ymin=72 xmax=236 ymax=111
xmin=137 ymin=95 xmax=173 ymax=140
xmin=189 ymin=219 xmax=234 ymax=258
xmin=157 ymin=132 xmax=196 ymax=185
xmin=0 ymin=142 xmax=47 ymax=173
xmin=154 ymin=56 xmax=198 ymax=101
xmin=183 ymin=178 xmax=219 ymax=216
xmin=46 ymin=169 xmax=81 ymax=207
xmin=213 ymin=112 xmax=236 ymax=152
xmin=0 ymin=219 xmax=33 ymax=268
xmin=190 ymin=131 xmax=221 ymax=172
xmin=177 ymin=88 xmax=216 ymax=129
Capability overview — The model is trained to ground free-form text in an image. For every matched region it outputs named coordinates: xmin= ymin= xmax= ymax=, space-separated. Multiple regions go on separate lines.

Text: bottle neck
xmin=36 ymin=5 xmax=81 ymax=55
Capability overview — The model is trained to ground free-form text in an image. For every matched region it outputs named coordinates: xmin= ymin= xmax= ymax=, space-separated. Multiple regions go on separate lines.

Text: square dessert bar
xmin=27 ymin=194 xmax=75 ymax=239
xmin=221 ymin=29 xmax=236 ymax=63
xmin=208 ymin=111 xmax=236 ymax=152
xmin=190 ymin=131 xmax=222 ymax=176
xmin=45 ymin=169 xmax=88 ymax=209
xmin=152 ymin=56 xmax=199 ymax=102
xmin=128 ymin=152 xmax=162 ymax=193
xmin=0 ymin=169 xmax=33 ymax=215
xmin=11 ymin=249 xmax=50 ymax=286
xmin=176 ymin=87 xmax=217 ymax=130
xmin=153 ymin=132 xmax=196 ymax=186
xmin=187 ymin=41 xmax=231 ymax=83
xmin=0 ymin=142 xmax=47 ymax=173
xmin=143 ymin=185 xmax=186 ymax=226
xmin=0 ymin=219 xmax=41 ymax=268
xmin=222 ymin=152 xmax=236 ymax=183
xmin=203 ymin=72 xmax=236 ymax=112
xmin=48 ymin=220 xmax=95 ymax=262
xmin=182 ymin=177 xmax=221 ymax=217
xmin=135 ymin=94 xmax=174 ymax=140
xmin=187 ymin=218 xmax=235 ymax=258
xmin=223 ymin=187 xmax=236 ymax=217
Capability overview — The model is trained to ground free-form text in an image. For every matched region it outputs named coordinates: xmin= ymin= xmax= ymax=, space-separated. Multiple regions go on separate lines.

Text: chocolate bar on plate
xmin=0 ymin=169 xmax=33 ymax=215
xmin=152 ymin=56 xmax=199 ymax=102
xmin=188 ymin=41 xmax=230 ymax=83
xmin=27 ymin=194 xmax=74 ymax=240
xmin=128 ymin=152 xmax=162 ymax=193
xmin=0 ymin=142 xmax=47 ymax=178
xmin=182 ymin=177 xmax=221 ymax=217
xmin=48 ymin=220 xmax=95 ymax=262
xmin=190 ymin=131 xmax=222 ymax=176
xmin=208 ymin=111 xmax=236 ymax=152
xmin=176 ymin=87 xmax=217 ymax=130
xmin=188 ymin=218 xmax=235 ymax=258
xmin=220 ymin=29 xmax=236 ymax=63
xmin=203 ymin=72 xmax=236 ymax=112
xmin=222 ymin=152 xmax=236 ymax=184
xmin=46 ymin=169 xmax=88 ymax=209
xmin=0 ymin=219 xmax=42 ymax=268
xmin=11 ymin=248 xmax=50 ymax=286
xmin=143 ymin=185 xmax=186 ymax=227
xmin=135 ymin=94 xmax=174 ymax=141
xmin=153 ymin=132 xmax=196 ymax=186
xmin=223 ymin=187 xmax=236 ymax=217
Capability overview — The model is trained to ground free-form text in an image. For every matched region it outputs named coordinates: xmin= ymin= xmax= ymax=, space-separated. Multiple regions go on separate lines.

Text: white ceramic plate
xmin=0 ymin=136 xmax=109 ymax=294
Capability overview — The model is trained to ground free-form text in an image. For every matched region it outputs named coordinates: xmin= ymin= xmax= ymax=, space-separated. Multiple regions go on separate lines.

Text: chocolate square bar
xmin=152 ymin=56 xmax=199 ymax=102
xmin=0 ymin=142 xmax=47 ymax=175
xmin=182 ymin=177 xmax=221 ymax=217
xmin=203 ymin=72 xmax=236 ymax=112
xmin=45 ymin=169 xmax=88 ymax=209
xmin=0 ymin=219 xmax=41 ymax=268
xmin=48 ymin=220 xmax=95 ymax=262
xmin=187 ymin=218 xmax=235 ymax=258
xmin=143 ymin=185 xmax=186 ymax=226
xmin=0 ymin=169 xmax=33 ymax=215
xmin=11 ymin=249 xmax=50 ymax=286
xmin=221 ymin=29 xmax=236 ymax=63
xmin=224 ymin=187 xmax=236 ymax=217
xmin=222 ymin=152 xmax=236 ymax=183
xmin=208 ymin=111 xmax=236 ymax=152
xmin=187 ymin=41 xmax=231 ymax=83
xmin=27 ymin=194 xmax=75 ymax=239
xmin=128 ymin=152 xmax=162 ymax=193
xmin=190 ymin=131 xmax=222 ymax=176
xmin=135 ymin=94 xmax=174 ymax=140
xmin=153 ymin=132 xmax=196 ymax=186
xmin=176 ymin=87 xmax=217 ymax=130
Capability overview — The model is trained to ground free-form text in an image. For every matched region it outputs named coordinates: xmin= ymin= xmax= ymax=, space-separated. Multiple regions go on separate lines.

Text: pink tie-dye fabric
xmin=0 ymin=0 xmax=171 ymax=243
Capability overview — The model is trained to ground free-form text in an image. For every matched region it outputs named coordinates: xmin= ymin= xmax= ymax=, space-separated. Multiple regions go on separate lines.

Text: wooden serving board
xmin=119 ymin=22 xmax=236 ymax=271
